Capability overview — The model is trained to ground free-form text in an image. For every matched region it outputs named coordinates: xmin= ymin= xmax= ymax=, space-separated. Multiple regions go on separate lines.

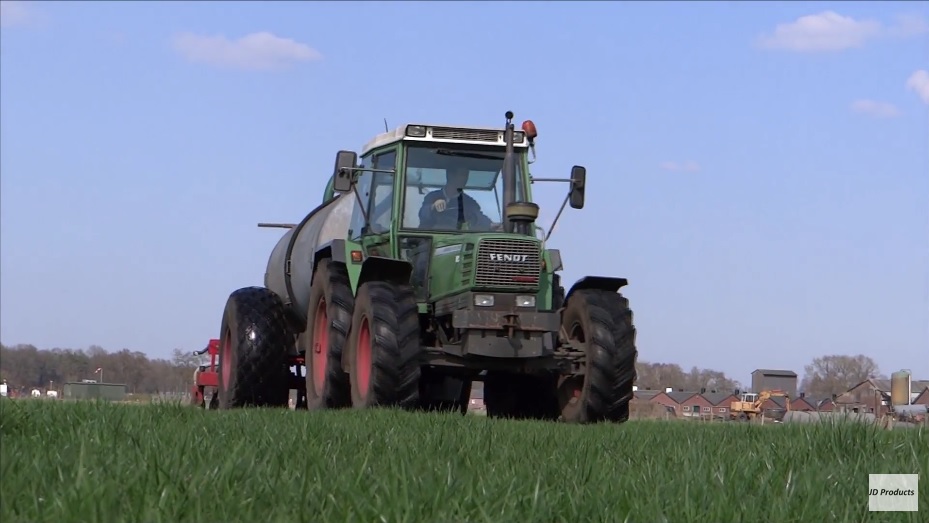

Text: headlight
xmin=516 ymin=295 xmax=536 ymax=307
xmin=474 ymin=294 xmax=495 ymax=307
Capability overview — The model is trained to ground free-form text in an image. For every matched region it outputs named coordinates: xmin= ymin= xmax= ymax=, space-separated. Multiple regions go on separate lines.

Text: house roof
xmin=702 ymin=392 xmax=737 ymax=406
xmin=665 ymin=391 xmax=697 ymax=403
xmin=633 ymin=390 xmax=661 ymax=400
xmin=752 ymin=369 xmax=798 ymax=377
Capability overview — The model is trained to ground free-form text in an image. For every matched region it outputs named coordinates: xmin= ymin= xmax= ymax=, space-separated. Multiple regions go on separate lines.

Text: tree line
xmin=0 ymin=344 xmax=203 ymax=394
xmin=0 ymin=342 xmax=884 ymax=398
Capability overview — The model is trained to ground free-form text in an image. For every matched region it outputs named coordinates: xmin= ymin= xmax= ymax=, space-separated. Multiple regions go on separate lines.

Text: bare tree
xmin=800 ymin=354 xmax=880 ymax=397
xmin=634 ymin=361 xmax=741 ymax=391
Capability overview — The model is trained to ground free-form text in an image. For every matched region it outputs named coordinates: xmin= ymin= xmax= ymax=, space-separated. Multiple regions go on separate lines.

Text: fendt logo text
xmin=488 ymin=253 xmax=529 ymax=262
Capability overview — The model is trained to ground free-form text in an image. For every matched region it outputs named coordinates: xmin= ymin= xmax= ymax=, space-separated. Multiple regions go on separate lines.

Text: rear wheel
xmin=348 ymin=281 xmax=422 ymax=409
xmin=303 ymin=259 xmax=353 ymax=410
xmin=217 ymin=286 xmax=293 ymax=409
xmin=557 ymin=289 xmax=638 ymax=423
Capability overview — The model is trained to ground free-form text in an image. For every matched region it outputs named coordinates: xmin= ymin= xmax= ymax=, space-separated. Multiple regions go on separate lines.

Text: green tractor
xmin=216 ymin=111 xmax=638 ymax=423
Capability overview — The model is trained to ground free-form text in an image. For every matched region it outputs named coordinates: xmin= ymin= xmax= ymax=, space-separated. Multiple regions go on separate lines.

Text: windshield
xmin=401 ymin=144 xmax=526 ymax=232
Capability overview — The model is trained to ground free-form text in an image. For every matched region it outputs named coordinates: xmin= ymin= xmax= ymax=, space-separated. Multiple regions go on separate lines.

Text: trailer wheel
xmin=348 ymin=281 xmax=422 ymax=409
xmin=218 ymin=286 xmax=293 ymax=409
xmin=557 ymin=289 xmax=638 ymax=423
xmin=303 ymin=259 xmax=353 ymax=410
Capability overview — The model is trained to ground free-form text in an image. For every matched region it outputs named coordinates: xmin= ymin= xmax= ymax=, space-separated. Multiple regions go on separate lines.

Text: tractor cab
xmin=329 ymin=114 xmax=584 ymax=309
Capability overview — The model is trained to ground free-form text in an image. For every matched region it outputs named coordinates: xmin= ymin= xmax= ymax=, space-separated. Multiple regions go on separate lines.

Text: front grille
xmin=474 ymin=238 xmax=541 ymax=288
xmin=431 ymin=127 xmax=501 ymax=143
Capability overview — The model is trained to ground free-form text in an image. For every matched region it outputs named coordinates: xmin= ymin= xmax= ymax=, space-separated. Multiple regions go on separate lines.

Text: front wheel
xmin=348 ymin=281 xmax=422 ymax=410
xmin=557 ymin=289 xmax=638 ymax=423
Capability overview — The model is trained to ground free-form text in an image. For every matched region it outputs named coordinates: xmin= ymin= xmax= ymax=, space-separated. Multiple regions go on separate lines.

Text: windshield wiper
xmin=435 ymin=149 xmax=504 ymax=161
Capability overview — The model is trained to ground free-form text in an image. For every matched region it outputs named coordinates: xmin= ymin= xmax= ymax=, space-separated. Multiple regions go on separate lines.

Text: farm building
xmin=751 ymin=369 xmax=798 ymax=398
xmin=63 ymin=381 xmax=127 ymax=401
xmin=835 ymin=378 xmax=929 ymax=416
xmin=914 ymin=388 xmax=929 ymax=406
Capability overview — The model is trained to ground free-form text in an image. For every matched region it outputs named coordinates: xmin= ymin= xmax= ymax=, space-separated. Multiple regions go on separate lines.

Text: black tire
xmin=600 ymin=292 xmax=638 ymax=422
xmin=302 ymin=259 xmax=353 ymax=410
xmin=557 ymin=289 xmax=638 ymax=423
xmin=484 ymin=372 xmax=558 ymax=420
xmin=348 ymin=281 xmax=422 ymax=409
xmin=217 ymin=286 xmax=293 ymax=409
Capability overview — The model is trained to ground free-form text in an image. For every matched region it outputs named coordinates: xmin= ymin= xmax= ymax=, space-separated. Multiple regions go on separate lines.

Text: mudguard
xmin=564 ymin=276 xmax=628 ymax=303
xmin=358 ymin=256 xmax=414 ymax=287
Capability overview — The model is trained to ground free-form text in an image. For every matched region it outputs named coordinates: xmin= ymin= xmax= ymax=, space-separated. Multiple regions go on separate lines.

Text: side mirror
xmin=569 ymin=165 xmax=586 ymax=209
xmin=332 ymin=150 xmax=358 ymax=193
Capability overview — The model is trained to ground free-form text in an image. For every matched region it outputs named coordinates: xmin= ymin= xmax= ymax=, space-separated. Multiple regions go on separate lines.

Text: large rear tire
xmin=348 ymin=281 xmax=422 ymax=410
xmin=302 ymin=259 xmax=353 ymax=410
xmin=557 ymin=289 xmax=637 ymax=423
xmin=217 ymin=286 xmax=293 ymax=409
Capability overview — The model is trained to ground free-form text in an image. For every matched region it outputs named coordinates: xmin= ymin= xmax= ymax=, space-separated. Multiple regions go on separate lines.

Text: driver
xmin=418 ymin=166 xmax=494 ymax=230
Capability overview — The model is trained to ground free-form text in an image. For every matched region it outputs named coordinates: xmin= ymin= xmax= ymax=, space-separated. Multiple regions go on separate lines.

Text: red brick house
xmin=816 ymin=397 xmax=836 ymax=412
xmin=790 ymin=393 xmax=817 ymax=412
xmin=649 ymin=391 xmax=695 ymax=416
xmin=680 ymin=393 xmax=715 ymax=418
xmin=836 ymin=379 xmax=890 ymax=416
xmin=914 ymin=387 xmax=929 ymax=406
xmin=702 ymin=391 xmax=740 ymax=418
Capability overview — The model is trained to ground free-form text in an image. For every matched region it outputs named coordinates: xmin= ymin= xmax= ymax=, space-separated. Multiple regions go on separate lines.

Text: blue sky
xmin=1 ymin=1 xmax=927 ymax=384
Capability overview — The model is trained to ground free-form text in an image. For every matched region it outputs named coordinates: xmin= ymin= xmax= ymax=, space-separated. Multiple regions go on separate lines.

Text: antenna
xmin=383 ymin=118 xmax=389 ymax=132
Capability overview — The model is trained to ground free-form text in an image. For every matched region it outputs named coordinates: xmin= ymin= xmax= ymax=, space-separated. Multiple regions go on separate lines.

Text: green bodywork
xmin=322 ymin=141 xmax=560 ymax=311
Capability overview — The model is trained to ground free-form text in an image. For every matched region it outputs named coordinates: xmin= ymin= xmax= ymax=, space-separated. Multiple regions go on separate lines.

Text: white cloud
xmin=850 ymin=99 xmax=901 ymax=119
xmin=756 ymin=11 xmax=883 ymax=52
xmin=659 ymin=161 xmax=701 ymax=173
xmin=888 ymin=13 xmax=929 ymax=38
xmin=756 ymin=11 xmax=928 ymax=53
xmin=171 ymin=31 xmax=322 ymax=71
xmin=905 ymin=70 xmax=929 ymax=105
xmin=0 ymin=0 xmax=31 ymax=28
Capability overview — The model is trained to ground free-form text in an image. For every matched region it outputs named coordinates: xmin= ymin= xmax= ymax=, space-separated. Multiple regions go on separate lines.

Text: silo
xmin=890 ymin=370 xmax=911 ymax=407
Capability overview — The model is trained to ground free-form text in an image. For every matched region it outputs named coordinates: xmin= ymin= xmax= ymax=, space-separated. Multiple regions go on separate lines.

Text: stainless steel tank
xmin=264 ymin=194 xmax=354 ymax=323
xmin=890 ymin=370 xmax=911 ymax=407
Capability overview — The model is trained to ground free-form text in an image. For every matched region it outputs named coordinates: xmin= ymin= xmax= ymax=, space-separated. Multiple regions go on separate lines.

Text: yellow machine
xmin=730 ymin=390 xmax=790 ymax=421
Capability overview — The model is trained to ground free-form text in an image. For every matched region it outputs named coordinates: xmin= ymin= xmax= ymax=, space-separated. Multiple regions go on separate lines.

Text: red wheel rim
xmin=221 ymin=329 xmax=232 ymax=388
xmin=312 ymin=299 xmax=329 ymax=397
xmin=356 ymin=317 xmax=372 ymax=400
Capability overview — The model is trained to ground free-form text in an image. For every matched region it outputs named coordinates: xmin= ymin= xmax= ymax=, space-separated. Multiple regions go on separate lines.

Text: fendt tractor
xmin=214 ymin=111 xmax=638 ymax=423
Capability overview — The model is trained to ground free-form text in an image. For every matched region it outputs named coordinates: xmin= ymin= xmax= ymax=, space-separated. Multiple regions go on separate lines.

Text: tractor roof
xmin=361 ymin=123 xmax=530 ymax=156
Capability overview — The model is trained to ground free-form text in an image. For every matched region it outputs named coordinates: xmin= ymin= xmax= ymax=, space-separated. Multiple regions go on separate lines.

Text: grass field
xmin=1 ymin=399 xmax=927 ymax=523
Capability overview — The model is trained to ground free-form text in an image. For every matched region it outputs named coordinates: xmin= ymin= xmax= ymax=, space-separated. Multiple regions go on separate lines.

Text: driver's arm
xmin=418 ymin=191 xmax=439 ymax=227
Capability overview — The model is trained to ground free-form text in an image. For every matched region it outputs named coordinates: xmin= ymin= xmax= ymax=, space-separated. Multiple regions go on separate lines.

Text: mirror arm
xmin=346 ymin=167 xmax=397 ymax=175
xmin=544 ymin=193 xmax=571 ymax=242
